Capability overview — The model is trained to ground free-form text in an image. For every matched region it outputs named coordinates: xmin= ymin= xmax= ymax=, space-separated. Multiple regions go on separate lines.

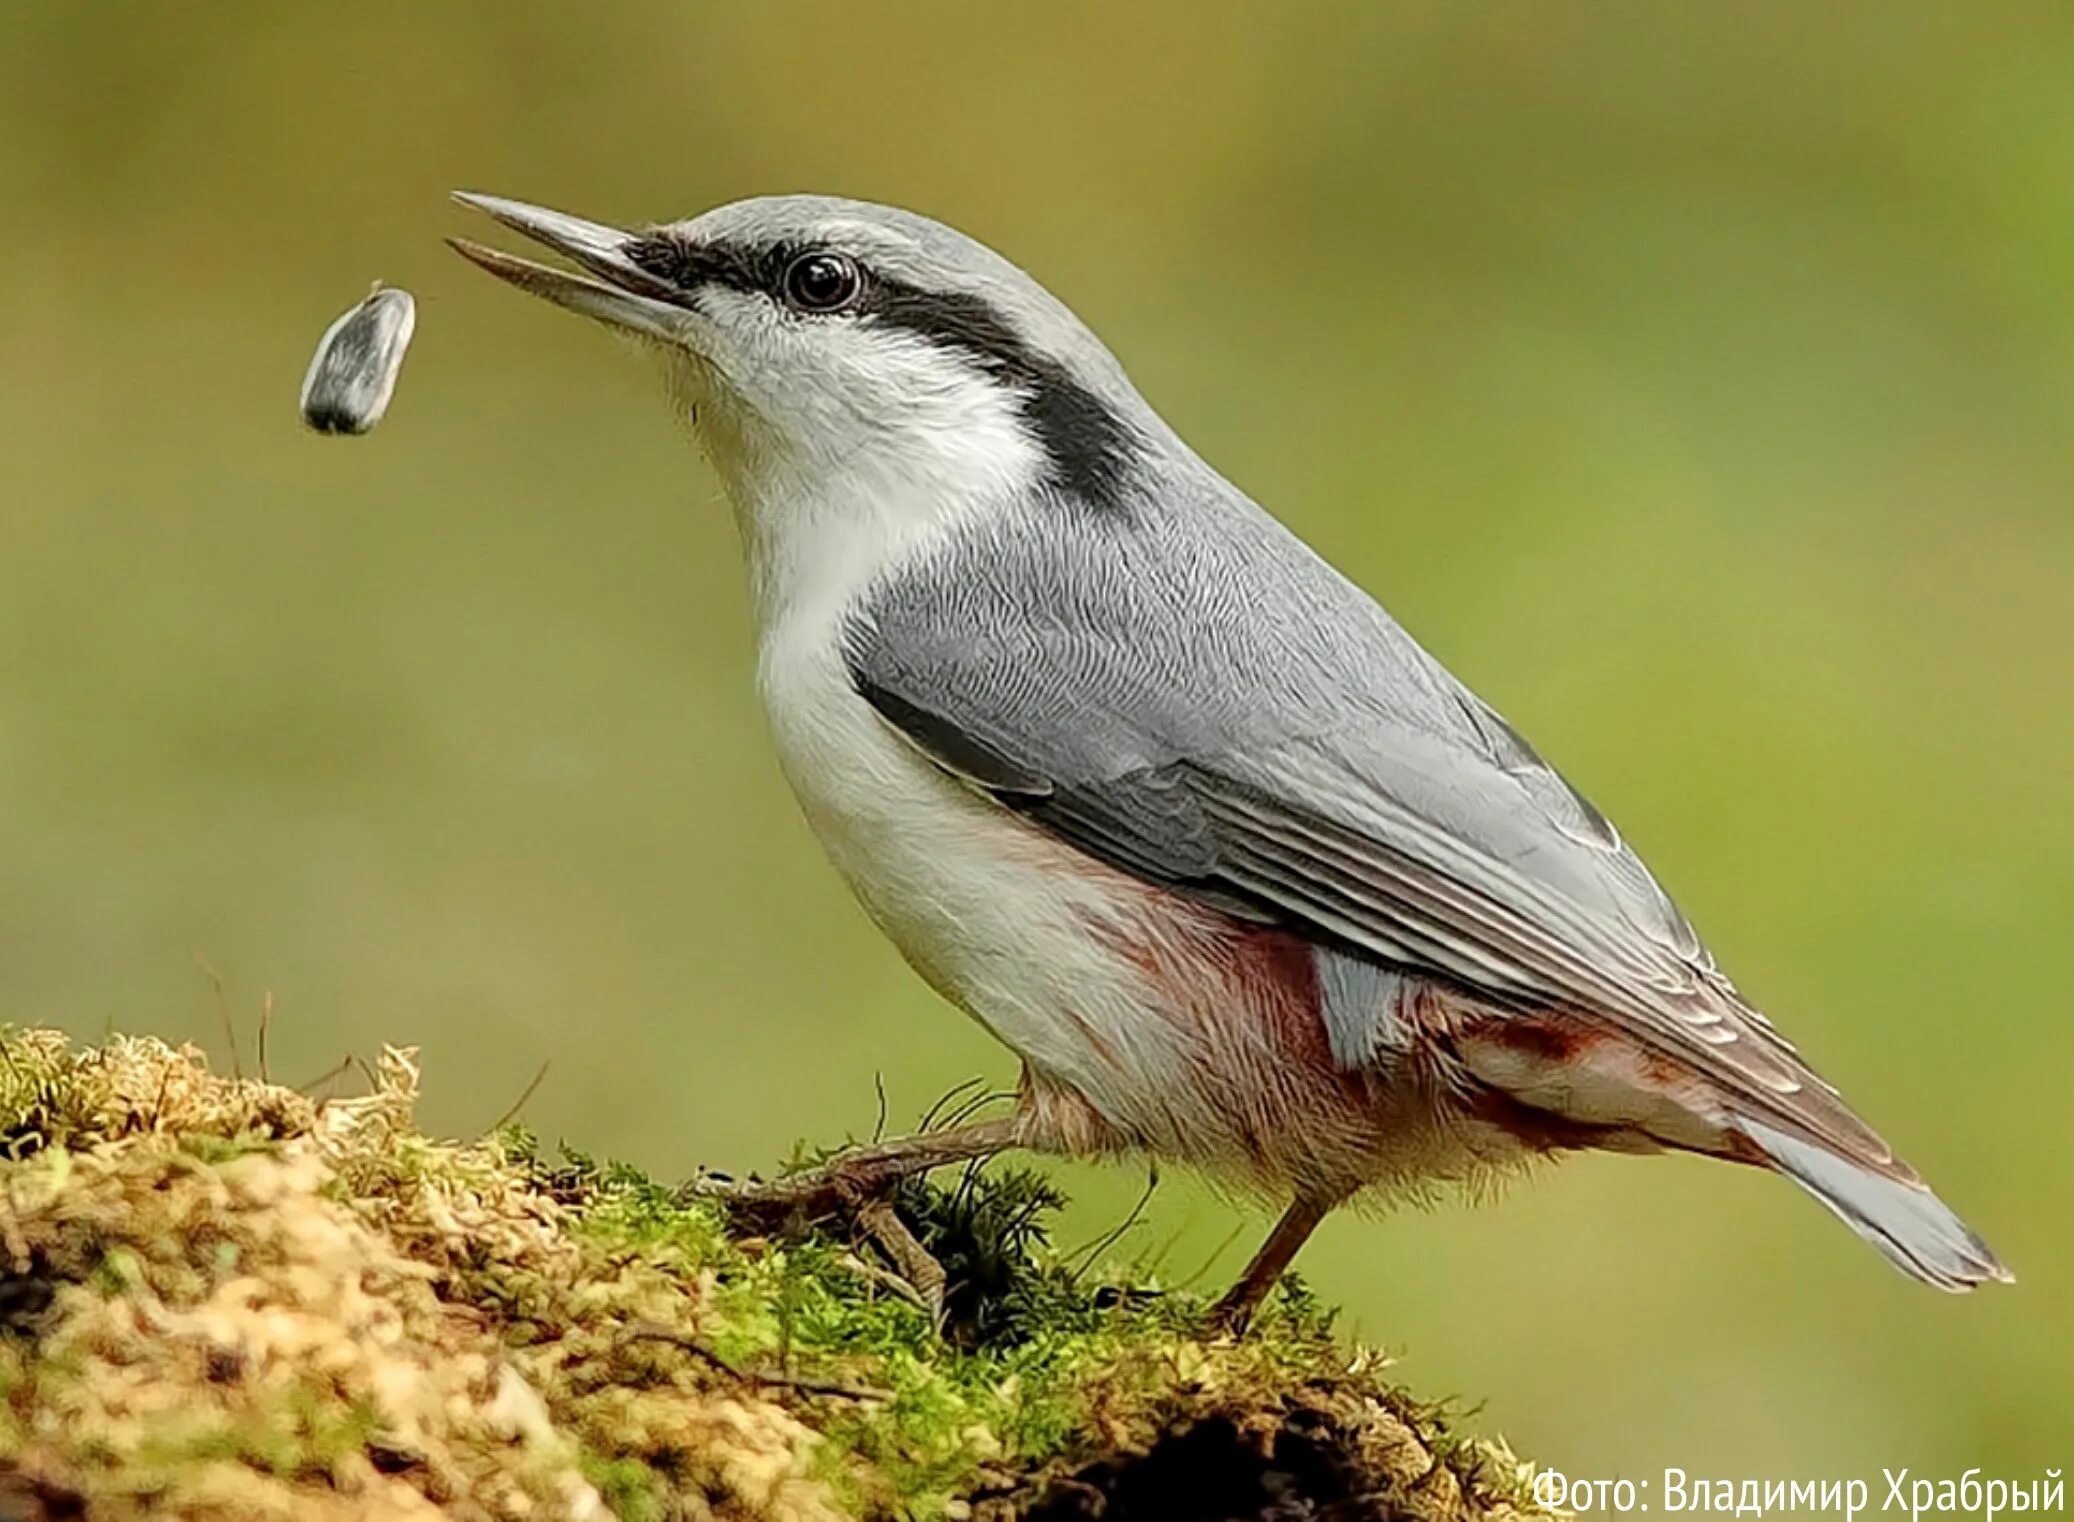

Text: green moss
xmin=177 ymin=1131 xmax=281 ymax=1166
xmin=579 ymin=1450 xmax=670 ymax=1522
xmin=0 ymin=1027 xmax=1554 ymax=1521
xmin=516 ymin=1124 xmax=1527 ymax=1519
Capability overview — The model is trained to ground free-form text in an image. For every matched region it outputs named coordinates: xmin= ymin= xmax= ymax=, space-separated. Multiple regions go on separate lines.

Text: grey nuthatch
xmin=450 ymin=191 xmax=2007 ymax=1328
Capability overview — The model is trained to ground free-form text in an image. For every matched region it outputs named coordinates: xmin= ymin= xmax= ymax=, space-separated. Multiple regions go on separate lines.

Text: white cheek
xmin=687 ymin=294 xmax=1032 ymax=477
xmin=679 ymin=299 xmax=1046 ymax=640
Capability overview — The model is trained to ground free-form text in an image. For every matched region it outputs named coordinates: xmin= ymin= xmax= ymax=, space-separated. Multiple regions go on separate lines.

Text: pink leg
xmin=1213 ymin=1195 xmax=1336 ymax=1334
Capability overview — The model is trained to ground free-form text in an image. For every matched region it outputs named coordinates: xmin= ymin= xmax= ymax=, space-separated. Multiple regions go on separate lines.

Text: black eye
xmin=781 ymin=251 xmax=862 ymax=313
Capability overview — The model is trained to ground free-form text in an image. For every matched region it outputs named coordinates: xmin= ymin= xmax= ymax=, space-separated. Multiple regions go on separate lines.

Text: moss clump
xmin=0 ymin=1028 xmax=1554 ymax=1521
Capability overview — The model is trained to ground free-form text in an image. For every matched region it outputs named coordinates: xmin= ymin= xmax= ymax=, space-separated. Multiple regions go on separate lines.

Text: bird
xmin=449 ymin=190 xmax=2010 ymax=1330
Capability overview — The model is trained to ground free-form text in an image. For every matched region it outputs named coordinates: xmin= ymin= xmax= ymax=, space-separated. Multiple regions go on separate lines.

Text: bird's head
xmin=450 ymin=192 xmax=1154 ymax=534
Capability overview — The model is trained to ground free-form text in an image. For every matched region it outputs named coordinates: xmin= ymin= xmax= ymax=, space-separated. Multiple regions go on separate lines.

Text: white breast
xmin=754 ymin=551 xmax=1146 ymax=1082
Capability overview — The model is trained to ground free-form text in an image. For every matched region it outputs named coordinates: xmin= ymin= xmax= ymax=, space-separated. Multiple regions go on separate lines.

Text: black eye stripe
xmin=859 ymin=282 xmax=1140 ymax=511
xmin=622 ymin=235 xmax=789 ymax=299
xmin=623 ymin=236 xmax=871 ymax=316
xmin=621 ymin=232 xmax=1141 ymax=511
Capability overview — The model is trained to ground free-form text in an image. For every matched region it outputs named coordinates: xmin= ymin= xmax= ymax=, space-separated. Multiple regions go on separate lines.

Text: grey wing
xmin=844 ymin=481 xmax=1903 ymax=1175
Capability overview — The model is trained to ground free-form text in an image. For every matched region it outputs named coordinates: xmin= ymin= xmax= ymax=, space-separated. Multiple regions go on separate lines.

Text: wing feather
xmin=843 ymin=486 xmax=1903 ymax=1175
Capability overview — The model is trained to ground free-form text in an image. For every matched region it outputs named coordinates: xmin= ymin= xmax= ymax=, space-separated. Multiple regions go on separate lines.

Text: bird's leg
xmin=702 ymin=1114 xmax=1025 ymax=1327
xmin=1211 ymin=1194 xmax=1336 ymax=1334
xmin=706 ymin=1114 xmax=1026 ymax=1224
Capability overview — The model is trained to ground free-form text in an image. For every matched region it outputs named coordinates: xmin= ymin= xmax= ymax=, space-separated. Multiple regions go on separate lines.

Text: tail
xmin=1736 ymin=1117 xmax=2012 ymax=1291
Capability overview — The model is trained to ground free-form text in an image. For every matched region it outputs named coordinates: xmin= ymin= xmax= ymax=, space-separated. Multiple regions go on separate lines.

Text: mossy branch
xmin=0 ymin=1029 xmax=1555 ymax=1521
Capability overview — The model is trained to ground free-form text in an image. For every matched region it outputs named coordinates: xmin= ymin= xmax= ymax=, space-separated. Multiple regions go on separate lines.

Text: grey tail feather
xmin=1736 ymin=1116 xmax=2013 ymax=1291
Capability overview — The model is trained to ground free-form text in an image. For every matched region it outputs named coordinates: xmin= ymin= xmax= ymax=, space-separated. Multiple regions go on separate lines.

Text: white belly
xmin=756 ymin=617 xmax=1173 ymax=1104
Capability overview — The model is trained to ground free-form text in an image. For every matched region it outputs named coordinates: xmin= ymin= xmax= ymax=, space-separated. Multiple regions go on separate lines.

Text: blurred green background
xmin=3 ymin=0 xmax=2069 ymax=1486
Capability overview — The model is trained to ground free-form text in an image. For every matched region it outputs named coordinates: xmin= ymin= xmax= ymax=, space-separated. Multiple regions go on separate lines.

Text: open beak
xmin=447 ymin=191 xmax=686 ymax=340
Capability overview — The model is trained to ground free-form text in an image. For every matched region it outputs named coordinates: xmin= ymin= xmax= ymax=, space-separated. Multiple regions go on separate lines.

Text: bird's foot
xmin=698 ymin=1152 xmax=899 ymax=1229
xmin=693 ymin=1119 xmax=1022 ymax=1330
xmin=699 ymin=1116 xmax=1021 ymax=1227
xmin=1208 ymin=1277 xmax=1268 ymax=1337
xmin=854 ymin=1196 xmax=948 ymax=1329
xmin=697 ymin=1157 xmax=950 ymax=1327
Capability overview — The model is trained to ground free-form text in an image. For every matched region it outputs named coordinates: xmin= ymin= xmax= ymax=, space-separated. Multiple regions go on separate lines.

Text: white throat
xmin=675 ymin=339 xmax=1049 ymax=646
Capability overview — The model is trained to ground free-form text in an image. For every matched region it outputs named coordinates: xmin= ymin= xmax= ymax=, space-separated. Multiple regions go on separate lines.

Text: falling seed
xmin=300 ymin=285 xmax=416 ymax=435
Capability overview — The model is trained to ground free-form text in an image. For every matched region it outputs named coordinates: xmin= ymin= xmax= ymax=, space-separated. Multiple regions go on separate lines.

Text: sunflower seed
xmin=300 ymin=285 xmax=416 ymax=435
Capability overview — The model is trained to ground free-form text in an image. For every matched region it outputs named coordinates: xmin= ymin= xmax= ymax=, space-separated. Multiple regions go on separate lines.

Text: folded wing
xmin=844 ymin=485 xmax=1905 ymax=1179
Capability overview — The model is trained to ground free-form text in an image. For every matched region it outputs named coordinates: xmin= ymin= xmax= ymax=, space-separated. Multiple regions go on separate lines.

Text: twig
xmin=257 ymin=990 xmax=273 ymax=1085
xmin=622 ymin=1322 xmax=890 ymax=1401
xmin=951 ymin=1155 xmax=986 ymax=1218
xmin=296 ymin=1053 xmax=355 ymax=1103
xmin=1068 ymin=1163 xmax=1160 ymax=1283
xmin=916 ymin=1076 xmax=985 ymax=1133
xmin=483 ymin=1060 xmax=551 ymax=1137
xmin=195 ymin=953 xmax=242 ymax=1081
xmin=147 ymin=1065 xmax=174 ymax=1131
xmin=1175 ymin=1219 xmax=1249 ymax=1292
xmin=938 ymin=1086 xmax=1015 ymax=1133
xmin=871 ymin=1071 xmax=889 ymax=1144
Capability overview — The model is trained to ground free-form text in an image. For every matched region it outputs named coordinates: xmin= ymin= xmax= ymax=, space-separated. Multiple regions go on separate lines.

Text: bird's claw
xmin=694 ymin=1157 xmax=949 ymax=1331
xmin=694 ymin=1154 xmax=897 ymax=1229
xmin=856 ymin=1197 xmax=948 ymax=1332
xmin=1207 ymin=1284 xmax=1261 ymax=1338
